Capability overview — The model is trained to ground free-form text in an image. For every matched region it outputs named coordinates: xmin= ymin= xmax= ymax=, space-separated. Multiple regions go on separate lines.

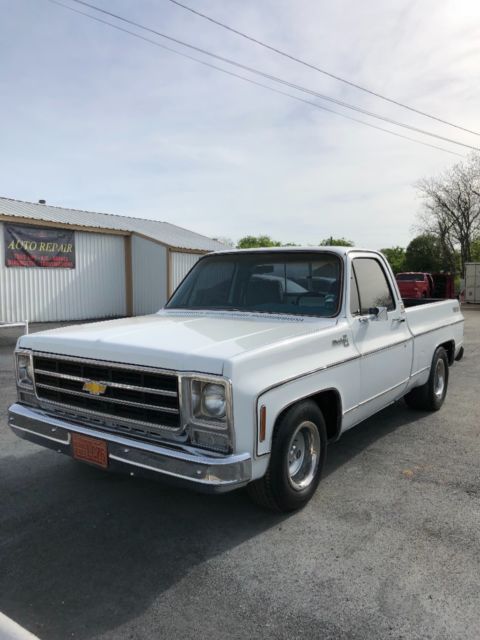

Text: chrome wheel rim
xmin=286 ymin=421 xmax=320 ymax=491
xmin=434 ymin=358 xmax=446 ymax=399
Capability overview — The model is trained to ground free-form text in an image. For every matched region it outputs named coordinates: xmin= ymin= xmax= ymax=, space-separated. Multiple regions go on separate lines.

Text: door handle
xmin=393 ymin=317 xmax=406 ymax=323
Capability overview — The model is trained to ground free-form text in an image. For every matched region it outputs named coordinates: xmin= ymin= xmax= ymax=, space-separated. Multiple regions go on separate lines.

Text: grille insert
xmin=33 ymin=354 xmax=181 ymax=435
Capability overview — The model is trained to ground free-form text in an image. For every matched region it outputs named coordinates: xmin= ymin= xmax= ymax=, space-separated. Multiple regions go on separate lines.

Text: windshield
xmin=167 ymin=252 xmax=342 ymax=317
xmin=396 ymin=273 xmax=425 ymax=281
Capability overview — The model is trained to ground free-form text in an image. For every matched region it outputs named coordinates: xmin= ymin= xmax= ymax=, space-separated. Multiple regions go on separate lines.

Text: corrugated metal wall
xmin=170 ymin=251 xmax=202 ymax=293
xmin=0 ymin=223 xmax=126 ymax=322
xmin=132 ymin=235 xmax=167 ymax=315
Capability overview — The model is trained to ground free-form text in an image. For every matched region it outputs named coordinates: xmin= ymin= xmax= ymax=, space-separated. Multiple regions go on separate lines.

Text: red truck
xmin=396 ymin=272 xmax=434 ymax=298
xmin=396 ymin=272 xmax=456 ymax=300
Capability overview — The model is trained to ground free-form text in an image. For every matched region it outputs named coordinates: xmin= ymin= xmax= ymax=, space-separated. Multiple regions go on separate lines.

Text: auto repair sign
xmin=4 ymin=224 xmax=75 ymax=268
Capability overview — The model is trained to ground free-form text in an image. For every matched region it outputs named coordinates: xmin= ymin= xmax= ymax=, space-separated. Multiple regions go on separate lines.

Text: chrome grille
xmin=32 ymin=353 xmax=181 ymax=436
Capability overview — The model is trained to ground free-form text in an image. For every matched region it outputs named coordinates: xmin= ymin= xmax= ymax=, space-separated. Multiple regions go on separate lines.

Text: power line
xmin=64 ymin=0 xmax=479 ymax=152
xmin=46 ymin=0 xmax=464 ymax=158
xmin=166 ymin=0 xmax=480 ymax=137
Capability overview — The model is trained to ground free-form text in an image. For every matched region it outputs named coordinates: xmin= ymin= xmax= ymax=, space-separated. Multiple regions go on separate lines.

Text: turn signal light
xmin=259 ymin=405 xmax=266 ymax=442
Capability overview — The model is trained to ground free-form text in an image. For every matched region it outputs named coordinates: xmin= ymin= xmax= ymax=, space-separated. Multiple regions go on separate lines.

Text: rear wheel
xmin=404 ymin=346 xmax=449 ymax=411
xmin=247 ymin=401 xmax=327 ymax=512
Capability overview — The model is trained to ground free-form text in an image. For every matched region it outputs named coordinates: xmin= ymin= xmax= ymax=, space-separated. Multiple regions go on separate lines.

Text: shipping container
xmin=465 ymin=262 xmax=480 ymax=303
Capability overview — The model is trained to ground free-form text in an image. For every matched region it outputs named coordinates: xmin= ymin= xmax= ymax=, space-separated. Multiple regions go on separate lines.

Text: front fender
xmin=254 ymin=360 xmax=358 ymax=457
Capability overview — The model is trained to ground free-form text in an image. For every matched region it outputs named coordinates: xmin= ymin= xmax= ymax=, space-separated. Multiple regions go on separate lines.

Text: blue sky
xmin=1 ymin=0 xmax=479 ymax=248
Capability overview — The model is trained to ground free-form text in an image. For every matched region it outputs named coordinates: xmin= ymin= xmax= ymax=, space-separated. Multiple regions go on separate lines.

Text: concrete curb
xmin=0 ymin=613 xmax=40 ymax=640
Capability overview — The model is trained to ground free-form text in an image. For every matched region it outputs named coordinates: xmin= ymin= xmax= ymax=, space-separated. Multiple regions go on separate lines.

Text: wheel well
xmin=275 ymin=389 xmax=342 ymax=443
xmin=440 ymin=340 xmax=455 ymax=366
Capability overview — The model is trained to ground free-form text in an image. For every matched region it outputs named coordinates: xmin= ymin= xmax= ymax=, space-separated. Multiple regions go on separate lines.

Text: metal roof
xmin=0 ymin=196 xmax=226 ymax=252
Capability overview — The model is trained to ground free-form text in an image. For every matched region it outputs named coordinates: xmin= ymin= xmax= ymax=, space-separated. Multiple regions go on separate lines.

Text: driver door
xmin=349 ymin=255 xmax=413 ymax=422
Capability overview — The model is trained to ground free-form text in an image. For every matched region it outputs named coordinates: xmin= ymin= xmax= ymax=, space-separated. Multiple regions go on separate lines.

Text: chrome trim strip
xmin=256 ymin=353 xmax=360 ymax=399
xmin=35 ymin=397 xmax=180 ymax=433
xmin=107 ymin=454 xmax=243 ymax=486
xmin=410 ymin=366 xmax=430 ymax=377
xmin=343 ymin=377 xmax=410 ymax=414
xmin=411 ymin=318 xmax=464 ymax=338
xmin=361 ymin=338 xmax=412 ymax=358
xmin=35 ymin=382 xmax=180 ymax=414
xmin=12 ymin=423 xmax=70 ymax=445
xmin=256 ymin=336 xmax=414 ymax=401
xmin=32 ymin=350 xmax=181 ymax=378
xmin=34 ymin=369 xmax=178 ymax=398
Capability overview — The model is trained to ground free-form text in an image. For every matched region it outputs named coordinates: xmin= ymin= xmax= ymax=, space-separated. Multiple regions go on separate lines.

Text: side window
xmin=352 ymin=258 xmax=395 ymax=313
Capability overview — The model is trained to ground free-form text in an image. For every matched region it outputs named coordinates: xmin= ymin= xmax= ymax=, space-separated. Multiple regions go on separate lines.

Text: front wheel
xmin=404 ymin=346 xmax=449 ymax=411
xmin=247 ymin=401 xmax=327 ymax=512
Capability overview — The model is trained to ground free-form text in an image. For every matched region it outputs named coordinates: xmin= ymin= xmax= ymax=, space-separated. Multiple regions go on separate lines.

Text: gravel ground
xmin=0 ymin=309 xmax=479 ymax=640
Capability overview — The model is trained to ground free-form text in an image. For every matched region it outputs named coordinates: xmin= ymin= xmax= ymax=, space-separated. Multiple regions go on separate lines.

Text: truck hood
xmin=18 ymin=310 xmax=337 ymax=375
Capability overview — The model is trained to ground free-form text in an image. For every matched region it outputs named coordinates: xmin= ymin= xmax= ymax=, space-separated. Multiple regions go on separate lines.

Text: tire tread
xmin=247 ymin=400 xmax=326 ymax=512
xmin=404 ymin=346 xmax=448 ymax=411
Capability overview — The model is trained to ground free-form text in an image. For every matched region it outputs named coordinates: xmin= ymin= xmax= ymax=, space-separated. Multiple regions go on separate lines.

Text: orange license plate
xmin=72 ymin=433 xmax=108 ymax=469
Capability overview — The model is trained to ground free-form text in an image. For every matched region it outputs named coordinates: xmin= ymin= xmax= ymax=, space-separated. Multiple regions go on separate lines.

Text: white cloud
xmin=0 ymin=0 xmax=479 ymax=248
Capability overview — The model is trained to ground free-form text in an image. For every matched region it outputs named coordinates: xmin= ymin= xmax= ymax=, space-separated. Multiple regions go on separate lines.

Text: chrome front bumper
xmin=8 ymin=403 xmax=252 ymax=493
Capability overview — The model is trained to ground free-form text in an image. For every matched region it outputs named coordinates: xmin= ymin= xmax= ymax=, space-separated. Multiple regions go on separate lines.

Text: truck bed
xmin=403 ymin=297 xmax=456 ymax=308
xmin=405 ymin=297 xmax=463 ymax=347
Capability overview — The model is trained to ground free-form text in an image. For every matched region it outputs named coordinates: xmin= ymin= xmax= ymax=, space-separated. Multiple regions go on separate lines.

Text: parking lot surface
xmin=1 ymin=309 xmax=479 ymax=640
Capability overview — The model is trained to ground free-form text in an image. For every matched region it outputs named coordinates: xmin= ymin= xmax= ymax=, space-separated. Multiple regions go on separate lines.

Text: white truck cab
xmin=8 ymin=247 xmax=464 ymax=511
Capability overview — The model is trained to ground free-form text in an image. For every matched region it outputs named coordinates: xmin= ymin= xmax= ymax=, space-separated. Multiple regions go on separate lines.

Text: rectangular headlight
xmin=191 ymin=380 xmax=227 ymax=421
xmin=182 ymin=376 xmax=234 ymax=453
xmin=16 ymin=350 xmax=34 ymax=388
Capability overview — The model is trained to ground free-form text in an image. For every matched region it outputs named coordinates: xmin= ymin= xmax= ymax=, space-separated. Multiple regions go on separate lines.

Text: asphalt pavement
xmin=0 ymin=309 xmax=479 ymax=640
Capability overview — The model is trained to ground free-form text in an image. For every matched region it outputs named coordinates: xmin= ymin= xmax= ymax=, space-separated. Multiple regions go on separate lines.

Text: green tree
xmin=319 ymin=237 xmax=354 ymax=247
xmin=404 ymin=235 xmax=444 ymax=272
xmin=236 ymin=235 xmax=282 ymax=249
xmin=380 ymin=247 xmax=406 ymax=274
xmin=471 ymin=237 xmax=480 ymax=261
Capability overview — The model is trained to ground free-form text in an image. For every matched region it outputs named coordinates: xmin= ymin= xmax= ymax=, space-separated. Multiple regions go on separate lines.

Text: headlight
xmin=191 ymin=380 xmax=226 ymax=420
xmin=185 ymin=377 xmax=233 ymax=453
xmin=16 ymin=351 xmax=34 ymax=387
xmin=202 ymin=383 xmax=226 ymax=418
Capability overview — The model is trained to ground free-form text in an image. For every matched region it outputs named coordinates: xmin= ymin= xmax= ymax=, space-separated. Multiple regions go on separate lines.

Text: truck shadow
xmin=0 ymin=448 xmax=285 ymax=640
xmin=323 ymin=399 xmax=426 ymax=478
xmin=0 ymin=400 xmax=422 ymax=640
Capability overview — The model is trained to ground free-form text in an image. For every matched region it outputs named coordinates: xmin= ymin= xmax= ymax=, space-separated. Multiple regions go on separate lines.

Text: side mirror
xmin=368 ymin=306 xmax=388 ymax=321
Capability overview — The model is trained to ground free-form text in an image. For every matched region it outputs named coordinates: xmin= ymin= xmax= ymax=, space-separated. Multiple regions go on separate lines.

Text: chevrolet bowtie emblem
xmin=83 ymin=380 xmax=108 ymax=396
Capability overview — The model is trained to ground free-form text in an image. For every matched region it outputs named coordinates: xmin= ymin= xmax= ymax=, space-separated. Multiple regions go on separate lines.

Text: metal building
xmin=0 ymin=197 xmax=225 ymax=323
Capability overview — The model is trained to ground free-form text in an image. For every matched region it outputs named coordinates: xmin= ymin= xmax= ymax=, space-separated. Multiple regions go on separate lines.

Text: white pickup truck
xmin=9 ymin=247 xmax=464 ymax=511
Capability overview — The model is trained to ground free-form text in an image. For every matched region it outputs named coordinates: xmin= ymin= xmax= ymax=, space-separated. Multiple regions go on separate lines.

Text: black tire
xmin=247 ymin=401 xmax=327 ymax=512
xmin=404 ymin=346 xmax=449 ymax=411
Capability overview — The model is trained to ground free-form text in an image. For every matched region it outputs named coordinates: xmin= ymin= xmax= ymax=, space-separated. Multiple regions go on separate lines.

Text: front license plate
xmin=72 ymin=433 xmax=108 ymax=469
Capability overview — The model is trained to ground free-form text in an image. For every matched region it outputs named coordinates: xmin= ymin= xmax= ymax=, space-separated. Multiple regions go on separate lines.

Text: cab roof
xmin=210 ymin=246 xmax=380 ymax=257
